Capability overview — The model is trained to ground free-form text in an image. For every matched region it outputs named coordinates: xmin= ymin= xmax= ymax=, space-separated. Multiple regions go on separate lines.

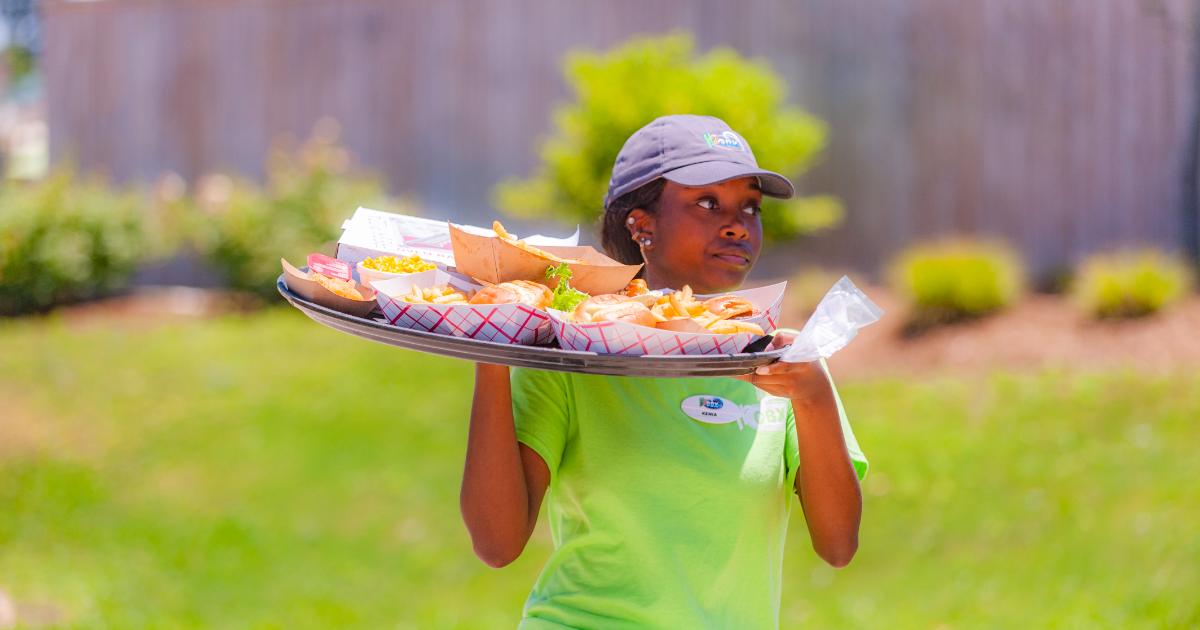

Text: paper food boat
xmin=448 ymin=223 xmax=641 ymax=295
xmin=281 ymin=259 xmax=378 ymax=317
xmin=549 ymin=282 xmax=787 ymax=356
xmin=372 ymin=269 xmax=555 ymax=345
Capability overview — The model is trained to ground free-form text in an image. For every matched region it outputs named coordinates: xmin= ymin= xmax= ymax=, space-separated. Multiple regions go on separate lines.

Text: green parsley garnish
xmin=545 ymin=263 xmax=590 ymax=311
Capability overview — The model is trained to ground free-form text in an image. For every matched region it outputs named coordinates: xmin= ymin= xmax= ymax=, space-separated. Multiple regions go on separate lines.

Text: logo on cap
xmin=703 ymin=131 xmax=746 ymax=152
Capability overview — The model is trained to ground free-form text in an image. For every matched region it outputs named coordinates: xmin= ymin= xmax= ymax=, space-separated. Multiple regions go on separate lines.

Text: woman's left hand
xmin=734 ymin=332 xmax=833 ymax=402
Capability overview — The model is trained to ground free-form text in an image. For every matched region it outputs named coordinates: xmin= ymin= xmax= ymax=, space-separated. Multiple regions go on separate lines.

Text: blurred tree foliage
xmin=4 ymin=45 xmax=34 ymax=83
xmin=492 ymin=32 xmax=840 ymax=240
xmin=0 ymin=119 xmax=405 ymax=313
xmin=193 ymin=118 xmax=406 ymax=299
xmin=0 ymin=168 xmax=145 ymax=315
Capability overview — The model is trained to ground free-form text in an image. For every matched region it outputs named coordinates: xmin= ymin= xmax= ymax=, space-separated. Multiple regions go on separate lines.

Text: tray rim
xmin=277 ymin=276 xmax=786 ymax=377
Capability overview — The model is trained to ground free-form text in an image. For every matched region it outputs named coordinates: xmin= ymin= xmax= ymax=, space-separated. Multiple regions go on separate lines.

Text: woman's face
xmin=627 ymin=177 xmax=764 ymax=294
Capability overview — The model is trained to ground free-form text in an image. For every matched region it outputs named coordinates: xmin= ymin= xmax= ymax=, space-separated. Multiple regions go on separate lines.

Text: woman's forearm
xmin=792 ymin=389 xmax=862 ymax=568
xmin=460 ymin=363 xmax=541 ymax=567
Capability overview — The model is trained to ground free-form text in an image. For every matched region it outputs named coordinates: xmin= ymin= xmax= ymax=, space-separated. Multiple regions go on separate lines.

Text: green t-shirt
xmin=510 ymin=362 xmax=867 ymax=629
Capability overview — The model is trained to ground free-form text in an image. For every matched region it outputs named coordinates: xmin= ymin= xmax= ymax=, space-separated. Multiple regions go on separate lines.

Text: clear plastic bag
xmin=781 ymin=276 xmax=884 ymax=363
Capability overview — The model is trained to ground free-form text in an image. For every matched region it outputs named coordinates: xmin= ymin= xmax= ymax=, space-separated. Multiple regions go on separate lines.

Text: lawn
xmin=0 ymin=308 xmax=1197 ymax=628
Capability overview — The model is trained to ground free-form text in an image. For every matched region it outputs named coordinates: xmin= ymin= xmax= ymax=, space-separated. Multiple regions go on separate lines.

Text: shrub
xmin=1072 ymin=250 xmax=1192 ymax=319
xmin=493 ymin=32 xmax=840 ymax=240
xmin=193 ymin=119 xmax=406 ymax=298
xmin=890 ymin=239 xmax=1024 ymax=327
xmin=0 ymin=168 xmax=146 ymax=315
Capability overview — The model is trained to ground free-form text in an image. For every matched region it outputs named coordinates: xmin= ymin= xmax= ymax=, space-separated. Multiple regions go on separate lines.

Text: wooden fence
xmin=43 ymin=0 xmax=1200 ymax=276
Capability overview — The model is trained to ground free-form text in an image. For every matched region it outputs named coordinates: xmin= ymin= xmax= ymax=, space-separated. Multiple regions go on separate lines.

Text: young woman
xmin=461 ymin=115 xmax=868 ymax=629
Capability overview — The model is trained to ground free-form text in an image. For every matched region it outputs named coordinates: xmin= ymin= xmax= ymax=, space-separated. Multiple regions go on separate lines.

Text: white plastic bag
xmin=781 ymin=276 xmax=884 ymax=363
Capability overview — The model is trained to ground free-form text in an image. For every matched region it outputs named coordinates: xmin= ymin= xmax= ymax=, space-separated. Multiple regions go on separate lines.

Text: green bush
xmin=890 ymin=239 xmax=1024 ymax=327
xmin=1072 ymin=249 xmax=1192 ymax=319
xmin=493 ymin=32 xmax=839 ymax=240
xmin=0 ymin=168 xmax=146 ymax=315
xmin=193 ymin=119 xmax=406 ymax=298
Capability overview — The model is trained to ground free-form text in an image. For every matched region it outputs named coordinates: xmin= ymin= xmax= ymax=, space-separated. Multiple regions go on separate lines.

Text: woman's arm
xmin=460 ymin=363 xmax=552 ymax=568
xmin=739 ymin=353 xmax=862 ymax=568
xmin=789 ymin=379 xmax=862 ymax=567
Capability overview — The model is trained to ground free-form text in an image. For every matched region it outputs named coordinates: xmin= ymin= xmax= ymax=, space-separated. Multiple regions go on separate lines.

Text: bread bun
xmin=470 ymin=285 xmax=515 ymax=305
xmin=572 ymin=294 xmax=628 ymax=321
xmin=469 ymin=280 xmax=552 ymax=308
xmin=587 ymin=301 xmax=657 ymax=327
xmin=702 ymin=295 xmax=756 ymax=318
xmin=510 ymin=280 xmax=553 ymax=308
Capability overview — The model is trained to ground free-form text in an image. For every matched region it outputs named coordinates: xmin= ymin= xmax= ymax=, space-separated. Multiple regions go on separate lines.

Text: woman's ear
xmin=626 ymin=208 xmax=655 ymax=241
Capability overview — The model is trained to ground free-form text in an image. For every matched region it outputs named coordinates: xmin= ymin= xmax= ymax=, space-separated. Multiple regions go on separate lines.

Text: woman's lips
xmin=711 ymin=252 xmax=751 ymax=267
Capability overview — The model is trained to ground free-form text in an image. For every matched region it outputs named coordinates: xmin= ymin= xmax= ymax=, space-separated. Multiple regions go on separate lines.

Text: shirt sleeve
xmin=510 ymin=367 xmax=572 ymax=481
xmin=785 ymin=358 xmax=869 ymax=487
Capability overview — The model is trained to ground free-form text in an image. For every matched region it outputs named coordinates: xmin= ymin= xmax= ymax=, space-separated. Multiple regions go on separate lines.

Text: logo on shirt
xmin=679 ymin=395 xmax=786 ymax=432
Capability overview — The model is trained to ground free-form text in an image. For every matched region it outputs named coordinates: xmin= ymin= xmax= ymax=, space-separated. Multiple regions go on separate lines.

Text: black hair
xmin=600 ymin=178 xmax=667 ymax=266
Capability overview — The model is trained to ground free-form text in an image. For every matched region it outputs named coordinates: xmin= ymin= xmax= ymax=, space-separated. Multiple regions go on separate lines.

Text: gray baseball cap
xmin=604 ymin=114 xmax=795 ymax=207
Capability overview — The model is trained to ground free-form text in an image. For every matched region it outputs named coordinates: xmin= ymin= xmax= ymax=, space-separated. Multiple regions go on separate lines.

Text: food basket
xmin=372 ymin=271 xmax=556 ymax=345
xmin=548 ymin=282 xmax=786 ymax=356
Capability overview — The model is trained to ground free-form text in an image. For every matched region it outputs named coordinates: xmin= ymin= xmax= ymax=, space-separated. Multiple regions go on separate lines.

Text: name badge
xmin=680 ymin=395 xmax=788 ymax=432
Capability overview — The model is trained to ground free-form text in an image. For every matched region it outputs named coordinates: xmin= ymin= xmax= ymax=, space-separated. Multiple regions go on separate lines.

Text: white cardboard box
xmin=335 ymin=207 xmax=579 ymax=268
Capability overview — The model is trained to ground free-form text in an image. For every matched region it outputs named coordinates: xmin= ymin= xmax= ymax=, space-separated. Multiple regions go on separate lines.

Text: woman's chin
xmin=693 ymin=267 xmax=751 ymax=293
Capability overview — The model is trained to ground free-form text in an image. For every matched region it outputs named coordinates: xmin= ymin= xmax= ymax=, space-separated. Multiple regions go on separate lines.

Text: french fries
xmin=401 ymin=284 xmax=472 ymax=305
xmin=492 ymin=220 xmax=583 ymax=265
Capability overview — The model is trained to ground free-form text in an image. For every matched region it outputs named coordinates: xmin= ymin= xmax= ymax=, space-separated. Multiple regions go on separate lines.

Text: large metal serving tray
xmin=278 ymin=277 xmax=785 ymax=377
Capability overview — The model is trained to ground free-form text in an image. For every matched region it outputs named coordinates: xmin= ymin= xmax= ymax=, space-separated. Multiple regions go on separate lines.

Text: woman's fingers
xmin=771 ymin=331 xmax=796 ymax=348
xmin=735 ymin=360 xmax=822 ymax=398
xmin=755 ymin=361 xmax=799 ymax=376
xmin=754 ymin=360 xmax=784 ymax=375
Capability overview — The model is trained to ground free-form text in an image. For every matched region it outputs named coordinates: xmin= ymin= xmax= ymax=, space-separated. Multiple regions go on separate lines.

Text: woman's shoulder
xmin=511 ymin=367 xmax=575 ymax=398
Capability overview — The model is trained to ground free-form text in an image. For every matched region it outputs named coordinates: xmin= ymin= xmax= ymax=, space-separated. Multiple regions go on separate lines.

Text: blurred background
xmin=1 ymin=1 xmax=1199 ymax=628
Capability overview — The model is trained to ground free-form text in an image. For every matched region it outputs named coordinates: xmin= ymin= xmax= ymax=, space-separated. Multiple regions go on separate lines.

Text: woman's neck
xmin=642 ymin=267 xmax=729 ymax=294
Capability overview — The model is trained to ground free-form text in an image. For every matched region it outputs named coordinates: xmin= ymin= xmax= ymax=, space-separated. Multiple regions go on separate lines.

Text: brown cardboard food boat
xmin=280 ymin=258 xmax=378 ymax=317
xmin=448 ymin=223 xmax=641 ymax=295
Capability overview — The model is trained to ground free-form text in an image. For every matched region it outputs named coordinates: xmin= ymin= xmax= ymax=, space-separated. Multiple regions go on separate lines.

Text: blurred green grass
xmin=0 ymin=310 xmax=1196 ymax=628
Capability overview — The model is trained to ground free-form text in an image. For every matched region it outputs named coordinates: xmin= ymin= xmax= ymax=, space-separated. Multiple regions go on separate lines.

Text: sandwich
xmin=470 ymin=280 xmax=554 ymax=309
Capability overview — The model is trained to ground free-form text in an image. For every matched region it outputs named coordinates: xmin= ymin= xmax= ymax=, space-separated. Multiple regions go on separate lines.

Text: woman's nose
xmin=722 ymin=219 xmax=749 ymax=240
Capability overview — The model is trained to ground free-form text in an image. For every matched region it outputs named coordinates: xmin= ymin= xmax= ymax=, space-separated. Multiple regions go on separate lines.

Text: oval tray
xmin=278 ymin=277 xmax=786 ymax=377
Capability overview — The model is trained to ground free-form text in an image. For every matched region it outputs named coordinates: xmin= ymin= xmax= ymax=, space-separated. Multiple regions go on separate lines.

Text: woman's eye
xmin=697 ymin=198 xmax=717 ymax=211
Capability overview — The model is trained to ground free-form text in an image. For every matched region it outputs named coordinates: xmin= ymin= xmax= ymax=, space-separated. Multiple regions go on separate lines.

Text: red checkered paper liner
xmin=371 ymin=270 xmax=555 ymax=345
xmin=548 ymin=282 xmax=786 ymax=356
